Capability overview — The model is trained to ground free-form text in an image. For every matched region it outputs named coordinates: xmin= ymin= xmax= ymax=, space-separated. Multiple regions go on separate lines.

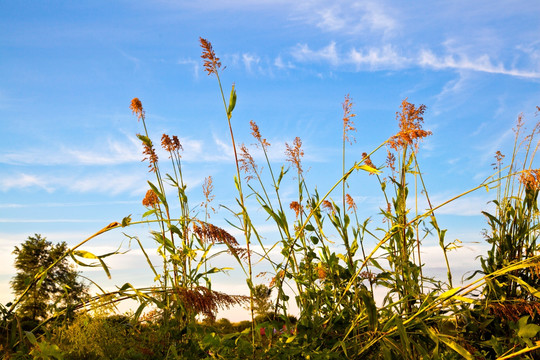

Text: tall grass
xmin=2 ymin=39 xmax=540 ymax=359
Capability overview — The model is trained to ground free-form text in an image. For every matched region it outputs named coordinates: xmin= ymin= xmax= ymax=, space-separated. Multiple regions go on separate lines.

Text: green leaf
xmin=359 ymin=289 xmax=378 ymax=330
xmin=227 ymin=84 xmax=237 ymax=116
xmin=136 ymin=134 xmax=152 ymax=146
xmin=122 ymin=215 xmax=132 ymax=227
xmin=426 ymin=327 xmax=473 ymax=360
xmin=355 ymin=164 xmax=381 ymax=175
xmin=436 ymin=286 xmax=461 ymax=301
xmin=25 ymin=331 xmax=37 ymax=345
xmin=286 ymin=335 xmax=296 ymax=344
xmin=148 ymin=181 xmax=167 ymax=208
xmin=518 ymin=320 xmax=540 ymax=339
xmin=73 ymin=249 xmax=98 ymax=259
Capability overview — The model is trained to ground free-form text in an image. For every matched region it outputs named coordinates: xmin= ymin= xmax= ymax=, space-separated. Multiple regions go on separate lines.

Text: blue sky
xmin=1 ymin=1 xmax=539 ymax=320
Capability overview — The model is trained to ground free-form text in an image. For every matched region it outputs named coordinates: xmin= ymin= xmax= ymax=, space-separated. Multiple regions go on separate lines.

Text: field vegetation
xmin=2 ymin=38 xmax=540 ymax=359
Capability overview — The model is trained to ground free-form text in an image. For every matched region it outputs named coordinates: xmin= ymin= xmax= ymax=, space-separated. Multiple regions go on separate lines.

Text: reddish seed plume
xmin=362 ymin=152 xmax=376 ymax=175
xmin=343 ymin=94 xmax=357 ymax=145
xmin=285 ymin=137 xmax=304 ymax=174
xmin=141 ymin=140 xmax=158 ymax=173
xmin=130 ymin=98 xmax=145 ymax=121
xmin=290 ymin=201 xmax=302 ymax=218
xmin=388 ymin=98 xmax=431 ymax=152
xmin=520 ymin=169 xmax=540 ymax=191
xmin=238 ymin=144 xmax=258 ymax=182
xmin=200 ymin=37 xmax=222 ymax=76
xmin=142 ymin=189 xmax=159 ymax=208
xmin=203 ymin=176 xmax=215 ymax=204
xmin=345 ymin=194 xmax=357 ymax=211
xmin=250 ymin=120 xmax=270 ymax=149
xmin=322 ymin=200 xmax=334 ymax=213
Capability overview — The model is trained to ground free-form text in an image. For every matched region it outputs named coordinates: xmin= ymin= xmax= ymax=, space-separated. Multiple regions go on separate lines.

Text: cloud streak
xmin=289 ymin=42 xmax=540 ymax=79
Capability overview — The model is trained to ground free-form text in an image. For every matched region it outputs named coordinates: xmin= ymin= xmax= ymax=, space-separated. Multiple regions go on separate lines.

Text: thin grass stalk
xmin=200 ymin=38 xmax=255 ymax=343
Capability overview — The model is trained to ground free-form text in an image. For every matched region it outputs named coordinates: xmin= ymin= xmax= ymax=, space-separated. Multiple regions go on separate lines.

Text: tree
xmin=252 ymin=284 xmax=273 ymax=316
xmin=10 ymin=234 xmax=88 ymax=322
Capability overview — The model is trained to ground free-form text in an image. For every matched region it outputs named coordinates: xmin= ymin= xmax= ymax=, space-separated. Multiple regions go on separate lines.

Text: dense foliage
xmin=10 ymin=235 xmax=88 ymax=325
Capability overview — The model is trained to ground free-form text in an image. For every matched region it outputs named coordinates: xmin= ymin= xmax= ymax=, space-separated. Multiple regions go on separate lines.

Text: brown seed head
xmin=141 ymin=140 xmax=159 ymax=172
xmin=285 ymin=137 xmax=304 ymax=174
xmin=322 ymin=200 xmax=334 ymax=214
xmin=250 ymin=120 xmax=270 ymax=149
xmin=269 ymin=270 xmax=285 ymax=288
xmin=492 ymin=151 xmax=505 ymax=170
xmin=130 ymin=98 xmax=145 ymax=121
xmin=343 ymin=94 xmax=357 ymax=145
xmin=290 ymin=201 xmax=302 ymax=218
xmin=193 ymin=221 xmax=239 ymax=247
xmin=345 ymin=194 xmax=357 ymax=211
xmin=362 ymin=152 xmax=376 ymax=175
xmin=520 ymin=169 xmax=540 ymax=191
xmin=161 ymin=134 xmax=183 ymax=155
xmin=142 ymin=189 xmax=159 ymax=208
xmin=317 ymin=263 xmax=327 ymax=280
xmin=388 ymin=98 xmax=431 ymax=152
xmin=238 ymin=144 xmax=258 ymax=182
xmin=203 ymin=176 xmax=215 ymax=204
xmin=513 ymin=113 xmax=524 ymax=134
xmin=200 ymin=37 xmax=222 ymax=76
xmin=386 ymin=150 xmax=396 ymax=174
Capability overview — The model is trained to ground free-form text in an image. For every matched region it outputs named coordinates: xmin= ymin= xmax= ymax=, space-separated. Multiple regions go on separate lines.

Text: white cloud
xmin=354 ymin=1 xmax=397 ymax=36
xmin=178 ymin=58 xmax=200 ymax=79
xmin=349 ymin=45 xmax=408 ymax=69
xmin=419 ymin=49 xmax=540 ymax=79
xmin=242 ymin=53 xmax=260 ymax=73
xmin=292 ymin=42 xmax=340 ymax=65
xmin=274 ymin=56 xmax=295 ymax=69
xmin=0 ymin=136 xmax=141 ymax=166
xmin=289 ymin=40 xmax=540 ymax=80
xmin=0 ymin=171 xmax=147 ymax=195
xmin=1 ymin=173 xmax=54 ymax=192
xmin=296 ymin=0 xmax=397 ymax=37
xmin=69 ymin=172 xmax=147 ymax=196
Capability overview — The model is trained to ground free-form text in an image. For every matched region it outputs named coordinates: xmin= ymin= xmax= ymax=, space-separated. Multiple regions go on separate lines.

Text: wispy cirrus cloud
xmin=292 ymin=42 xmax=340 ymax=65
xmin=242 ymin=53 xmax=260 ymax=73
xmin=418 ymin=50 xmax=540 ymax=79
xmin=1 ymin=173 xmax=54 ymax=192
xmin=295 ymin=0 xmax=397 ymax=37
xmin=178 ymin=58 xmax=200 ymax=80
xmin=0 ymin=171 xmax=147 ymax=195
xmin=289 ymin=41 xmax=540 ymax=79
xmin=0 ymin=136 xmax=141 ymax=166
xmin=349 ymin=45 xmax=408 ymax=70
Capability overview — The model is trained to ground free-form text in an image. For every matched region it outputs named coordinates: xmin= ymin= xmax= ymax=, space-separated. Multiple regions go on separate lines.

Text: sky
xmin=1 ymin=1 xmax=539 ymax=321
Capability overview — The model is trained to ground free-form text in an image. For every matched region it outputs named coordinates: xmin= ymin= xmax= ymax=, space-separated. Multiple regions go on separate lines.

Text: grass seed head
xmin=520 ymin=169 xmax=540 ymax=191
xmin=200 ymin=37 xmax=221 ymax=76
xmin=343 ymin=94 xmax=356 ymax=145
xmin=250 ymin=120 xmax=270 ymax=149
xmin=142 ymin=189 xmax=159 ymax=208
xmin=238 ymin=143 xmax=258 ymax=182
xmin=130 ymin=97 xmax=144 ymax=121
xmin=345 ymin=194 xmax=357 ymax=211
xmin=290 ymin=201 xmax=302 ymax=218
xmin=285 ymin=137 xmax=304 ymax=174
xmin=388 ymin=98 xmax=431 ymax=152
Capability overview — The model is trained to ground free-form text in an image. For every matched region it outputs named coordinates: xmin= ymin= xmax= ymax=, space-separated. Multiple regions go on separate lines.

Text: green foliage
xmin=10 ymin=234 xmax=89 ymax=323
xmin=253 ymin=285 xmax=274 ymax=316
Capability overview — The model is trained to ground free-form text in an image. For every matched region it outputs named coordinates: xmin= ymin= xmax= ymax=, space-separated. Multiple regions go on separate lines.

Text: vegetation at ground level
xmin=2 ymin=38 xmax=540 ymax=359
